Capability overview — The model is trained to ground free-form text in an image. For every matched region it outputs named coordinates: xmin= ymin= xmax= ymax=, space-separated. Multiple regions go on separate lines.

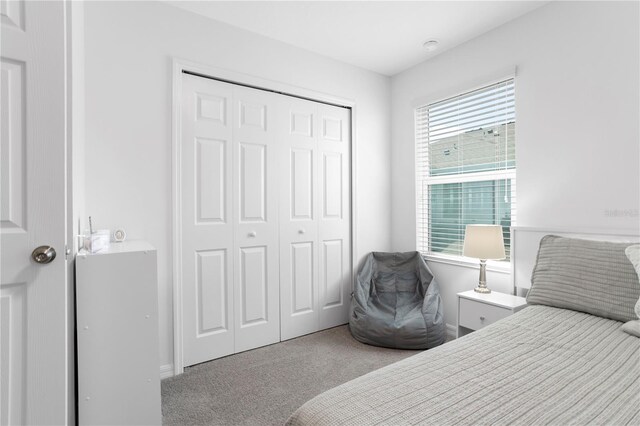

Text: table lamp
xmin=463 ymin=224 xmax=506 ymax=293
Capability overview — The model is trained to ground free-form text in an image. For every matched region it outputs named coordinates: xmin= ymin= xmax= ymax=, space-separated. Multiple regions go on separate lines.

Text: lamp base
xmin=473 ymin=259 xmax=491 ymax=293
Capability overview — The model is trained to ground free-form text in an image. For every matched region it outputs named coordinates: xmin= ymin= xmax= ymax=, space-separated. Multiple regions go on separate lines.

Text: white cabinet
xmin=457 ymin=290 xmax=527 ymax=338
xmin=179 ymin=73 xmax=352 ymax=367
xmin=76 ymin=241 xmax=161 ymax=425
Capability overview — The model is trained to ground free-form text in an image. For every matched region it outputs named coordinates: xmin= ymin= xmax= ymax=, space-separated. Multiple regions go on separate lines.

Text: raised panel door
xmin=0 ymin=2 xmax=69 ymax=424
xmin=181 ymin=74 xmax=234 ymax=366
xmin=179 ymin=74 xmax=352 ymax=362
xmin=279 ymin=98 xmax=320 ymax=340
xmin=233 ymin=87 xmax=280 ymax=353
xmin=318 ymin=105 xmax=351 ymax=330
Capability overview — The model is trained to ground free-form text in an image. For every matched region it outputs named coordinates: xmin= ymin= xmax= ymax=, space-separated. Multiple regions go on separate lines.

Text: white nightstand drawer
xmin=459 ymin=297 xmax=512 ymax=331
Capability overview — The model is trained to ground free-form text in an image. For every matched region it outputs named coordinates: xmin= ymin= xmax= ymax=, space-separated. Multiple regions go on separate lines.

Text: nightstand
xmin=457 ymin=290 xmax=527 ymax=338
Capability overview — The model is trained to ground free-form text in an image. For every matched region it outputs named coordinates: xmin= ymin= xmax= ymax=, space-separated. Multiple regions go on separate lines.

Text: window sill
xmin=423 ymin=253 xmax=511 ymax=275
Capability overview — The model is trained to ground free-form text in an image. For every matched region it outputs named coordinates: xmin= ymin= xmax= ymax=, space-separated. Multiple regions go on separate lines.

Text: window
xmin=416 ymin=79 xmax=515 ymax=260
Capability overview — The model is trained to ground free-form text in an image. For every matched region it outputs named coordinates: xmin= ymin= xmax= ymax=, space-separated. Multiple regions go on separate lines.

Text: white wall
xmin=82 ymin=1 xmax=391 ymax=371
xmin=390 ymin=1 xmax=640 ymax=328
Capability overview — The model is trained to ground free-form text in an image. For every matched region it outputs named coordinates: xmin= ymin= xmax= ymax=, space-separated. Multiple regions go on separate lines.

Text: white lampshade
xmin=463 ymin=225 xmax=506 ymax=260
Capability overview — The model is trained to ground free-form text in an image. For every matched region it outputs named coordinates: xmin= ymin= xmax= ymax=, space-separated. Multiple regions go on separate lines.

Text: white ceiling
xmin=168 ymin=1 xmax=548 ymax=76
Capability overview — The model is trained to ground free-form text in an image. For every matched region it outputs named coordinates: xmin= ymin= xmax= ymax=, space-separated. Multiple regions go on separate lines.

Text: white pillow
xmin=527 ymin=236 xmax=640 ymax=321
xmin=625 ymin=245 xmax=640 ymax=318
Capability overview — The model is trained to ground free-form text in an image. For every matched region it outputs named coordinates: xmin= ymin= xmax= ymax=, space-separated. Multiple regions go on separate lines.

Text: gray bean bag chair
xmin=350 ymin=251 xmax=445 ymax=350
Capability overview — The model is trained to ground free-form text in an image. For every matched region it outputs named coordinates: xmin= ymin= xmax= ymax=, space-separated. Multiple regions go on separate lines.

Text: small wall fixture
xmin=423 ymin=40 xmax=439 ymax=52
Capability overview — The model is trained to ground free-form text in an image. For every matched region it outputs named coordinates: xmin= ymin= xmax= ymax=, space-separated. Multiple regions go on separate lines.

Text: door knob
xmin=32 ymin=246 xmax=56 ymax=264
xmin=298 ymin=228 xmax=306 ymax=234
xmin=248 ymin=231 xmax=257 ymax=237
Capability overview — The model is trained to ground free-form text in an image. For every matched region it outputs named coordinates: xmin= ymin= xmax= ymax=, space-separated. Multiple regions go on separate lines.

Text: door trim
xmin=171 ymin=58 xmax=357 ymax=376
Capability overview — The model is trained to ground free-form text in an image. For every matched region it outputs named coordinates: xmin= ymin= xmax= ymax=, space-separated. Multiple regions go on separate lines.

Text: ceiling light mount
xmin=423 ymin=39 xmax=439 ymax=52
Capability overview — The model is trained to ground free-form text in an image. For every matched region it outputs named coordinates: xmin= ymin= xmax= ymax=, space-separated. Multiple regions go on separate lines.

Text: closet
xmin=180 ymin=73 xmax=351 ymax=367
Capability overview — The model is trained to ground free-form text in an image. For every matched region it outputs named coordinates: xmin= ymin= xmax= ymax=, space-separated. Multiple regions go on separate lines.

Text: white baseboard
xmin=160 ymin=363 xmax=174 ymax=380
xmin=445 ymin=323 xmax=456 ymax=341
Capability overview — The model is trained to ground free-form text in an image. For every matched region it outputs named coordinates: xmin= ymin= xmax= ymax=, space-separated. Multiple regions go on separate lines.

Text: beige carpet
xmin=161 ymin=325 xmax=422 ymax=425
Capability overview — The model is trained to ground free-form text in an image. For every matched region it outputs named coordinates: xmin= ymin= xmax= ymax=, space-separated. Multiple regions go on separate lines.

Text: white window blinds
xmin=416 ymin=79 xmax=516 ymax=259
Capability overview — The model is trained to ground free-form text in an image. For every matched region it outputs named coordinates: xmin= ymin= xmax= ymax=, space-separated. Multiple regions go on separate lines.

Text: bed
xmin=286 ymin=228 xmax=640 ymax=426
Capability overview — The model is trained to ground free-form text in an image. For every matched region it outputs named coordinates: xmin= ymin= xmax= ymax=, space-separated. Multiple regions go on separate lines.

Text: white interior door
xmin=179 ymin=71 xmax=351 ymax=364
xmin=0 ymin=1 xmax=69 ymax=424
xmin=181 ymin=74 xmax=235 ymax=366
xmin=280 ymin=99 xmax=351 ymax=339
xmin=317 ymin=105 xmax=351 ymax=329
xmin=232 ymin=86 xmax=280 ymax=353
xmin=279 ymin=98 xmax=320 ymax=340
xmin=181 ymin=76 xmax=281 ymax=366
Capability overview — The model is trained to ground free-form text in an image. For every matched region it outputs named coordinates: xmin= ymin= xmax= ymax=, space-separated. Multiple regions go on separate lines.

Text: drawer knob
xmin=479 ymin=316 xmax=486 ymax=321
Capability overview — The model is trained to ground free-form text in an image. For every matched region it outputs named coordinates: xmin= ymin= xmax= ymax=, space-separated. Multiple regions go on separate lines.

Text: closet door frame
xmin=171 ymin=58 xmax=357 ymax=377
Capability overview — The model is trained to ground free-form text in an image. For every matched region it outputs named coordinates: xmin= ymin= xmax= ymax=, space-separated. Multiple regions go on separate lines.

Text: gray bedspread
xmin=286 ymin=305 xmax=640 ymax=425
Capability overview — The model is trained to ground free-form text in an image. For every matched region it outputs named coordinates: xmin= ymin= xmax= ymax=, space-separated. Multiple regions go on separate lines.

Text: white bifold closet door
xmin=181 ymin=75 xmax=279 ymax=367
xmin=180 ymin=73 xmax=350 ymax=367
xmin=279 ymin=98 xmax=351 ymax=340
